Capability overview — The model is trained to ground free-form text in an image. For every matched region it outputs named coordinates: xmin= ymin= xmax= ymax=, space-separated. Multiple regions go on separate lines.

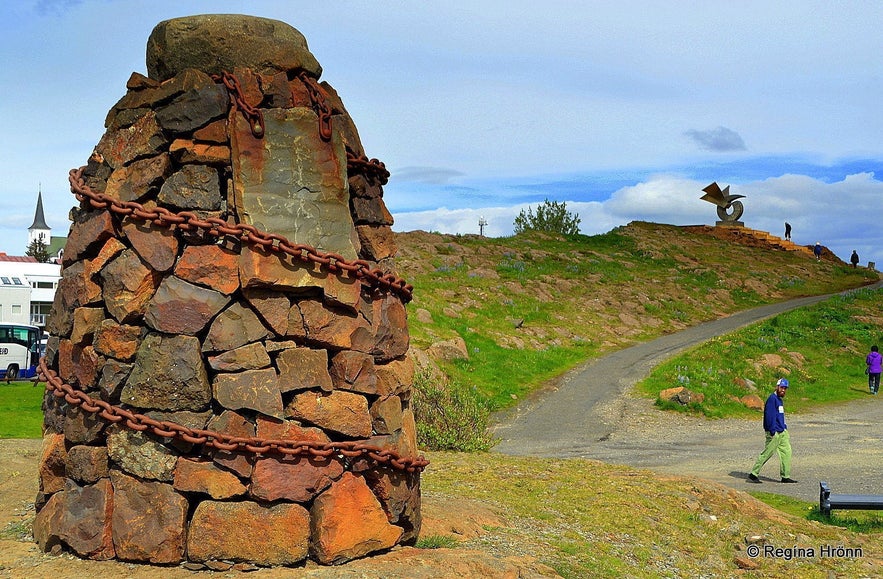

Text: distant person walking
xmin=784 ymin=222 xmax=791 ymax=240
xmin=866 ymin=345 xmax=882 ymax=395
xmin=814 ymin=242 xmax=822 ymax=261
xmin=748 ymin=378 xmax=797 ymax=483
xmin=850 ymin=250 xmax=859 ymax=268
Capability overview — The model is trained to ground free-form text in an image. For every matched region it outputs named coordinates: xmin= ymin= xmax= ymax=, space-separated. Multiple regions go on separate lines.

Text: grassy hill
xmin=397 ymin=222 xmax=883 ymax=578
xmin=397 ymin=221 xmax=877 ymax=411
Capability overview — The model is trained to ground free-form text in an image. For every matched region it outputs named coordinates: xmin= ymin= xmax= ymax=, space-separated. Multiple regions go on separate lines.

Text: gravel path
xmin=492 ymin=282 xmax=883 ymax=502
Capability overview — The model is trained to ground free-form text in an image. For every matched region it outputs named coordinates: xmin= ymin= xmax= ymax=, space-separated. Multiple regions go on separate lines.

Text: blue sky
xmin=2 ymin=1 xmax=883 ymax=267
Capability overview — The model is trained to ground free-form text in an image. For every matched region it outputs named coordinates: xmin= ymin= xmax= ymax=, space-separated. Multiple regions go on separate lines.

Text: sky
xmin=2 ymin=1 xmax=883 ymax=267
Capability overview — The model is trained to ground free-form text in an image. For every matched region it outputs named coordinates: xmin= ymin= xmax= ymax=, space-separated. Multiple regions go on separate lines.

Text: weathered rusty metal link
xmin=67 ymin=169 xmax=413 ymax=302
xmin=212 ymin=71 xmax=265 ymax=137
xmin=297 ymin=71 xmax=334 ymax=141
xmin=39 ymin=358 xmax=429 ymax=472
xmin=346 ymin=148 xmax=390 ymax=186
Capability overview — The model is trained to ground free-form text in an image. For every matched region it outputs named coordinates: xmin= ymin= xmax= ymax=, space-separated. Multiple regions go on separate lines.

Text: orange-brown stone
xmin=174 ymin=243 xmax=241 ymax=295
xmin=309 ymin=472 xmax=402 ymax=565
xmin=187 ymin=500 xmax=310 ymax=565
xmin=286 ymin=390 xmax=372 ymax=438
xmin=173 ymin=458 xmax=246 ymax=499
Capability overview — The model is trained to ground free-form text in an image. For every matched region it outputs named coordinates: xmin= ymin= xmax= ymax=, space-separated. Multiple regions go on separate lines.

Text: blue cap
xmin=777 ymin=378 xmax=789 ymax=388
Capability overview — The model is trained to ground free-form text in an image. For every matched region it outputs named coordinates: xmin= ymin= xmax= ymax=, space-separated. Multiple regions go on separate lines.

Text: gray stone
xmin=154 ymin=79 xmax=229 ymax=134
xmin=106 ymin=425 xmax=178 ymax=482
xmin=213 ymin=367 xmax=283 ymax=419
xmin=202 ymin=302 xmax=269 ymax=352
xmin=144 ymin=276 xmax=230 ymax=335
xmin=207 ymin=342 xmax=271 ymax=372
xmin=146 ymin=14 xmax=322 ymax=82
xmin=159 ymin=164 xmax=222 ymax=210
xmin=121 ymin=333 xmax=211 ymax=411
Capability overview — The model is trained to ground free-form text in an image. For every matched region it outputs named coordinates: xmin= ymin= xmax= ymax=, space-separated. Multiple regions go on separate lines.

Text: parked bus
xmin=0 ymin=323 xmax=41 ymax=381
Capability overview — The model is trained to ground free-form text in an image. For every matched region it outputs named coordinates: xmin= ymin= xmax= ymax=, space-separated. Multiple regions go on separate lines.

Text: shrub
xmin=513 ymin=199 xmax=581 ymax=236
xmin=411 ymin=369 xmax=497 ymax=452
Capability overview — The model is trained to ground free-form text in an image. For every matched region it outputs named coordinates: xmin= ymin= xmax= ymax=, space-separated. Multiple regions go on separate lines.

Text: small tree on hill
xmin=26 ymin=238 xmax=50 ymax=263
xmin=513 ymin=198 xmax=581 ymax=236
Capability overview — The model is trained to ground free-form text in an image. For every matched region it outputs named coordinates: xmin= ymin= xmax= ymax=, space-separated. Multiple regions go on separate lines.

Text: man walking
xmin=748 ymin=378 xmax=798 ymax=483
xmin=784 ymin=222 xmax=791 ymax=240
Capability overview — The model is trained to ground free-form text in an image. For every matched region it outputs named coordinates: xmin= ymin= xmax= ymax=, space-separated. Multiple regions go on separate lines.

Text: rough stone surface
xmin=110 ymin=470 xmax=188 ymax=564
xmin=38 ymin=13 xmax=418 ymax=568
xmin=310 ymin=472 xmax=403 ymax=565
xmin=207 ymin=410 xmax=255 ymax=478
xmin=100 ymin=249 xmax=160 ymax=323
xmin=206 ymin=342 xmax=271 ymax=372
xmin=106 ymin=425 xmax=178 ymax=482
xmin=173 ymin=243 xmax=241 ymax=296
xmin=212 ymin=367 xmax=283 ymax=419
xmin=57 ymin=478 xmax=116 ymax=560
xmin=144 ymin=275 xmax=230 ymax=335
xmin=104 ymin=153 xmax=172 ymax=203
xmin=38 ymin=434 xmax=67 ymax=495
xmin=286 ymin=390 xmax=372 ymax=438
xmin=187 ymin=500 xmax=310 ymax=566
xmin=121 ymin=333 xmax=212 ymax=412
xmin=159 ymin=164 xmax=222 ymax=210
xmin=250 ymin=454 xmax=343 ymax=503
xmin=121 ymin=216 xmax=179 ymax=273
xmin=173 ymin=458 xmax=246 ymax=499
xmin=276 ymin=347 xmax=333 ymax=393
xmin=92 ymin=320 xmax=143 ymax=362
xmin=65 ymin=445 xmax=109 ymax=485
xmin=147 ymin=14 xmax=322 ymax=81
xmin=330 ymin=350 xmax=377 ymax=394
xmin=202 ymin=302 xmax=268 ymax=352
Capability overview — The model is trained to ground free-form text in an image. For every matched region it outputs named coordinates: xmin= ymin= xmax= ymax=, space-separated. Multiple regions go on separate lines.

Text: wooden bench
xmin=819 ymin=481 xmax=883 ymax=517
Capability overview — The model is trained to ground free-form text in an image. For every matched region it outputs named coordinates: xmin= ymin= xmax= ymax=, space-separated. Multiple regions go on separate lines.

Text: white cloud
xmin=392 ymin=171 xmax=883 ymax=268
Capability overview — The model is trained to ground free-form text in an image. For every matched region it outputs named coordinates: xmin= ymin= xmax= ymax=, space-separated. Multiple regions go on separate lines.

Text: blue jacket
xmin=762 ymin=392 xmax=786 ymax=434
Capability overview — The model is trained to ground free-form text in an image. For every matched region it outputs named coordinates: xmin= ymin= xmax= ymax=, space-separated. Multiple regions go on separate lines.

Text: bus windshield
xmin=0 ymin=324 xmax=41 ymax=381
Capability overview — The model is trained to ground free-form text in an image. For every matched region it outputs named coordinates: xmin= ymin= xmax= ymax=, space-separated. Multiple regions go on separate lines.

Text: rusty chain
xmin=39 ymin=358 xmax=428 ymax=472
xmin=68 ymin=169 xmax=413 ymax=302
xmin=297 ymin=71 xmax=334 ymax=142
xmin=212 ymin=71 xmax=265 ymax=138
xmin=346 ymin=150 xmax=390 ymax=186
xmin=213 ymin=70 xmax=391 ymax=186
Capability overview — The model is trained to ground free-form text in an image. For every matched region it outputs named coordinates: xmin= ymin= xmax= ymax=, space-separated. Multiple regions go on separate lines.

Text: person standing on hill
xmin=814 ymin=242 xmax=822 ymax=261
xmin=850 ymin=250 xmax=859 ymax=268
xmin=748 ymin=378 xmax=797 ymax=483
xmin=866 ymin=345 xmax=882 ymax=395
xmin=784 ymin=222 xmax=791 ymax=240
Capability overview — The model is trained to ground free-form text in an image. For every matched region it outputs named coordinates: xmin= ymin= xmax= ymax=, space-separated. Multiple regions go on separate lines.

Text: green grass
xmin=0 ymin=381 xmax=44 ymax=438
xmin=405 ymin=225 xmax=875 ymax=416
xmin=424 ymin=452 xmax=881 ymax=578
xmin=414 ymin=534 xmax=460 ymax=549
xmin=637 ymin=287 xmax=883 ymax=418
xmin=750 ymin=491 xmax=883 ymax=533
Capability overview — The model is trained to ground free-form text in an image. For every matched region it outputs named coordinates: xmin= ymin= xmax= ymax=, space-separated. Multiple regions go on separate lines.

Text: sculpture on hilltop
xmin=701 ymin=182 xmax=745 ymax=226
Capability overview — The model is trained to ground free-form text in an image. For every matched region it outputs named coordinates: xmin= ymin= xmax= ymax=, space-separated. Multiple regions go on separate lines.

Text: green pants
xmin=750 ymin=430 xmax=791 ymax=479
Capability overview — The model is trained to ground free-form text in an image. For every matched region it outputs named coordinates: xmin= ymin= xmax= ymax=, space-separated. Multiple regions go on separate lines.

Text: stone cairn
xmin=33 ymin=14 xmax=426 ymax=569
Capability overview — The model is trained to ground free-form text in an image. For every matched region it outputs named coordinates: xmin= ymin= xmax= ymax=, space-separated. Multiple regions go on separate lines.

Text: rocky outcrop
xmin=36 ymin=14 xmax=421 ymax=569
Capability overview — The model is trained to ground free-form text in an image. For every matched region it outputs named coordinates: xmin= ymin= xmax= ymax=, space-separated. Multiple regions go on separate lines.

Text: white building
xmin=0 ymin=192 xmax=63 ymax=329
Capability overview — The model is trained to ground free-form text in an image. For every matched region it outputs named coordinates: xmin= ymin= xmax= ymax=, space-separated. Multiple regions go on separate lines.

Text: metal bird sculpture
xmin=701 ymin=182 xmax=745 ymax=222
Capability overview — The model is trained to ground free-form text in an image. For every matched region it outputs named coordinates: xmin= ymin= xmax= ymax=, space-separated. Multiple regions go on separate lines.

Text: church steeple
xmin=28 ymin=188 xmax=50 ymax=246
